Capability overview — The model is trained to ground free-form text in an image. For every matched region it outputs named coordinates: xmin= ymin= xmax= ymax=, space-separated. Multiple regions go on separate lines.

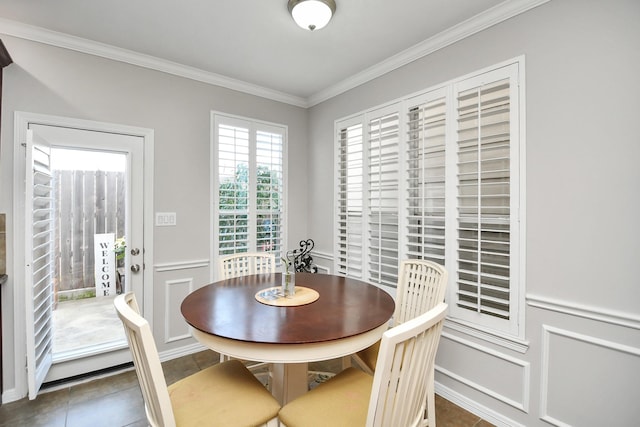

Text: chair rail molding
xmin=154 ymin=259 xmax=209 ymax=272
xmin=527 ymin=294 xmax=640 ymax=330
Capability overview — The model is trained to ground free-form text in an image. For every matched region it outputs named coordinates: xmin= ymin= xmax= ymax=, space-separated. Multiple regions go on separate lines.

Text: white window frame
xmin=334 ymin=58 xmax=526 ymax=343
xmin=211 ymin=112 xmax=288 ymax=281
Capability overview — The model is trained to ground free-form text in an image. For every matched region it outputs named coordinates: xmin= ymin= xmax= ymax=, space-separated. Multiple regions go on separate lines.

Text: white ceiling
xmin=0 ymin=0 xmax=540 ymax=106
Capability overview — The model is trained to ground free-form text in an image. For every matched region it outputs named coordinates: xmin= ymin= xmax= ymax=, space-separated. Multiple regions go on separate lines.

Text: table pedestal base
xmin=271 ymin=363 xmax=308 ymax=405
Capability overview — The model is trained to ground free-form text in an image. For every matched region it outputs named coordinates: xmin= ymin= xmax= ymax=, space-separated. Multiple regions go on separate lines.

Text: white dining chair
xmin=279 ymin=303 xmax=448 ymax=427
xmin=114 ymin=292 xmax=280 ymax=427
xmin=350 ymin=259 xmax=448 ymax=426
xmin=218 ymin=252 xmax=276 ymax=374
xmin=219 ymin=252 xmax=276 ymax=280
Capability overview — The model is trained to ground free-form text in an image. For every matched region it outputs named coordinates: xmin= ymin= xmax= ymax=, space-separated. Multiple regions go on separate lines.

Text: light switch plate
xmin=155 ymin=212 xmax=177 ymax=226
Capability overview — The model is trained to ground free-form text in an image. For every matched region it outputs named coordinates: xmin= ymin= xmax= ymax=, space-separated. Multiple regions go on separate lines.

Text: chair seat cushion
xmin=279 ymin=367 xmax=373 ymax=427
xmin=168 ymin=359 xmax=280 ymax=427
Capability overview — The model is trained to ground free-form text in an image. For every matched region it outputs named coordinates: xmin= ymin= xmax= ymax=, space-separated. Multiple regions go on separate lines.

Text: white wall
xmin=307 ymin=0 xmax=640 ymax=425
xmin=0 ymin=35 xmax=309 ymax=398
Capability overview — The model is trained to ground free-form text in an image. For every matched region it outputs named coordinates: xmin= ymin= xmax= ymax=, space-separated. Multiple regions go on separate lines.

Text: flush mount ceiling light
xmin=288 ymin=0 xmax=336 ymax=31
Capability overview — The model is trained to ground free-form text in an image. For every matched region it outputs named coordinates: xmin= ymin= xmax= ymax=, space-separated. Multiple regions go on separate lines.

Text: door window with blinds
xmin=335 ymin=59 xmax=524 ymax=338
xmin=212 ymin=113 xmax=286 ymax=269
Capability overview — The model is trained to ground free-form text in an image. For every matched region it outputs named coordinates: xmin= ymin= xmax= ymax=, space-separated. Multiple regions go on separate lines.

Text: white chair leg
xmin=423 ymin=371 xmax=436 ymax=427
xmin=341 ymin=355 xmax=352 ymax=370
xmin=350 ymin=352 xmax=374 ymax=375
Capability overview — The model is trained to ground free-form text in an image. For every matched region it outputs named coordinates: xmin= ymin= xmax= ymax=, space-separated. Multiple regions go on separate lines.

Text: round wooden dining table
xmin=181 ymin=272 xmax=395 ymax=404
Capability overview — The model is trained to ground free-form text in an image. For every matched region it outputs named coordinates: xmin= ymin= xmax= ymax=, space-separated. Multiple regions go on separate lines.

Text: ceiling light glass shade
xmin=288 ymin=0 xmax=336 ymax=31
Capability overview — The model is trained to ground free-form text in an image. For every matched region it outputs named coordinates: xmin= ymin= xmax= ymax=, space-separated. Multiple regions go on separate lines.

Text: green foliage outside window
xmin=218 ymin=164 xmax=282 ymax=254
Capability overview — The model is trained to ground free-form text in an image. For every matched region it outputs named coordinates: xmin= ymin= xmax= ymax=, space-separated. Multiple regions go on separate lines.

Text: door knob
xmin=131 ymin=248 xmax=140 ymax=256
xmin=131 ymin=264 xmax=141 ymax=273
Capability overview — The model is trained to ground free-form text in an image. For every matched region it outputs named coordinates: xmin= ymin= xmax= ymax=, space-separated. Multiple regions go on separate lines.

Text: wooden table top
xmin=181 ymin=272 xmax=395 ymax=345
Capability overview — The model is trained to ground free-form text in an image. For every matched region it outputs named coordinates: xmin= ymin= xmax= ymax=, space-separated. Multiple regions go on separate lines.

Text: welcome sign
xmin=94 ymin=233 xmax=116 ymax=297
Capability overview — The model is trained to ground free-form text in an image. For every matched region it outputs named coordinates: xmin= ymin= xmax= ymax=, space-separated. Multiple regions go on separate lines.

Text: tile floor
xmin=0 ymin=350 xmax=494 ymax=427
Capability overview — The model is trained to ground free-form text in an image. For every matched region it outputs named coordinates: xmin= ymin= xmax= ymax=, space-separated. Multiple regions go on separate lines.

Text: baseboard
xmin=2 ymin=388 xmax=24 ymax=404
xmin=435 ymin=382 xmax=525 ymax=427
xmin=158 ymin=342 xmax=207 ymax=362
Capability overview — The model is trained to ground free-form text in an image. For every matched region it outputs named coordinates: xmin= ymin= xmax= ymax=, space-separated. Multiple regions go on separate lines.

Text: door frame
xmin=12 ymin=111 xmax=154 ymax=398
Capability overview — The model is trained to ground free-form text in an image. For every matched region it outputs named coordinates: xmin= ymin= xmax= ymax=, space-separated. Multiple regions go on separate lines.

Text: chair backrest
xmin=218 ymin=252 xmax=276 ymax=279
xmin=394 ymin=259 xmax=448 ymax=326
xmin=367 ymin=302 xmax=448 ymax=427
xmin=114 ymin=292 xmax=175 ymax=427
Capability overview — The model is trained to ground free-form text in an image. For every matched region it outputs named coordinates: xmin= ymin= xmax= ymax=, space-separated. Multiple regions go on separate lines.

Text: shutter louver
xmin=456 ymin=79 xmax=511 ymax=320
xmin=406 ymin=96 xmax=447 ymax=264
xmin=336 ymin=123 xmax=364 ymax=278
xmin=368 ymin=112 xmax=400 ymax=287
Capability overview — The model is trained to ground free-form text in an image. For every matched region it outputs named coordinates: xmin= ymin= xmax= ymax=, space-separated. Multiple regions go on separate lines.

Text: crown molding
xmin=307 ymin=0 xmax=550 ymax=106
xmin=0 ymin=0 xmax=549 ymax=109
xmin=0 ymin=17 xmax=308 ymax=108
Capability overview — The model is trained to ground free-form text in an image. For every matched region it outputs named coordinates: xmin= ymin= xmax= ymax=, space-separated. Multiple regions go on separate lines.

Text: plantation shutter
xmin=367 ymin=106 xmax=400 ymax=287
xmin=25 ymin=128 xmax=55 ymax=399
xmin=217 ymin=120 xmax=250 ymax=255
xmin=453 ymin=65 xmax=519 ymax=331
xmin=405 ymin=90 xmax=448 ymax=264
xmin=335 ymin=60 xmax=523 ymax=337
xmin=214 ymin=113 xmax=286 ymax=267
xmin=255 ymin=128 xmax=284 ymax=255
xmin=336 ymin=119 xmax=364 ymax=278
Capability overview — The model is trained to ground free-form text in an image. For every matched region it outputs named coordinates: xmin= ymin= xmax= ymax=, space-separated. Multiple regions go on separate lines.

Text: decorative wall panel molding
xmin=437 ymin=332 xmax=530 ymax=412
xmin=310 ymin=251 xmax=332 ymax=273
xmin=311 ymin=250 xmax=333 ymax=261
xmin=540 ymin=325 xmax=640 ymax=426
xmin=164 ymin=278 xmax=194 ymax=343
xmin=444 ymin=320 xmax=529 ymax=353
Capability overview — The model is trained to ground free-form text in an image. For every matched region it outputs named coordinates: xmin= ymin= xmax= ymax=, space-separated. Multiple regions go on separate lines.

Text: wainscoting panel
xmin=540 ymin=326 xmax=640 ymax=426
xmin=164 ymin=278 xmax=194 ymax=343
xmin=436 ymin=332 xmax=530 ymax=412
xmin=311 ymin=250 xmax=332 ymax=274
xmin=154 ymin=258 xmax=210 ymax=351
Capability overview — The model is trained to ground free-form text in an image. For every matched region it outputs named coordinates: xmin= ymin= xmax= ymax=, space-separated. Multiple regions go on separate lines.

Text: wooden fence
xmin=53 ymin=170 xmax=125 ymax=293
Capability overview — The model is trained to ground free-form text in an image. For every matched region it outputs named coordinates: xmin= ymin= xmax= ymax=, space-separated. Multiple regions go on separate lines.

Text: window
xmin=335 ymin=59 xmax=524 ymax=338
xmin=212 ymin=113 xmax=286 ymax=270
xmin=336 ymin=105 xmax=401 ymax=288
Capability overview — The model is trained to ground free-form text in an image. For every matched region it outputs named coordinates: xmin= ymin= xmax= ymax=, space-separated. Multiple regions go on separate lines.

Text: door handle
xmin=131 ymin=264 xmax=141 ymax=273
xmin=130 ymin=248 xmax=140 ymax=256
